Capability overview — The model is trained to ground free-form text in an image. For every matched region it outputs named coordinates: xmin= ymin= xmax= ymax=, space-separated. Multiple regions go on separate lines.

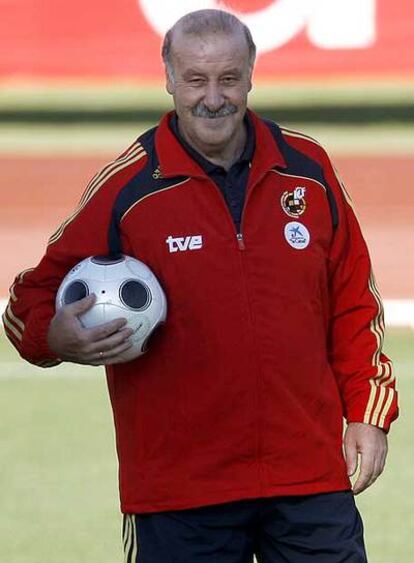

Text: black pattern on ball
xmin=91 ymin=254 xmax=125 ymax=265
xmin=120 ymin=279 xmax=151 ymax=310
xmin=64 ymin=280 xmax=89 ymax=305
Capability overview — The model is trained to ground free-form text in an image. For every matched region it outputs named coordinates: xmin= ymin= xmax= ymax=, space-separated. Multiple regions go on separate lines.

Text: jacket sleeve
xmin=322 ymin=153 xmax=398 ymax=433
xmin=2 ymin=141 xmax=147 ymax=367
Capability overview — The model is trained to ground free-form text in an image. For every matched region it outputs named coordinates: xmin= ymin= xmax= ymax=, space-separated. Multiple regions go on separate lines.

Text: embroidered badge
xmin=284 ymin=221 xmax=310 ymax=250
xmin=281 ymin=187 xmax=307 ymax=218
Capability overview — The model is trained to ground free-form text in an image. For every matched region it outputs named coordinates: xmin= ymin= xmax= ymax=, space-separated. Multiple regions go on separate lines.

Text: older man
xmin=3 ymin=9 xmax=398 ymax=563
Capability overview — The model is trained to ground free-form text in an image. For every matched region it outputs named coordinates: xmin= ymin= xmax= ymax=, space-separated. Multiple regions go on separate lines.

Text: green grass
xmin=356 ymin=329 xmax=414 ymax=561
xmin=0 ymin=328 xmax=413 ymax=562
xmin=1 ymin=80 xmax=413 ymax=110
xmin=0 ymin=339 xmax=121 ymax=562
xmin=1 ymin=80 xmax=414 ymax=157
xmin=1 ymin=122 xmax=414 ymax=157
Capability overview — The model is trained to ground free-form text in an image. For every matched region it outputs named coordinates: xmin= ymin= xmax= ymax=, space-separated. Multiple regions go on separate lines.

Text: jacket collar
xmin=168 ymin=112 xmax=255 ymax=175
xmin=155 ymin=109 xmax=287 ymax=179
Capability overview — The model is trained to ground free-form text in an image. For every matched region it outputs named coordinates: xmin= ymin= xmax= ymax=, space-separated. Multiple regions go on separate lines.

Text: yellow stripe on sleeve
xmin=280 ymin=126 xmax=324 ymax=149
xmin=378 ymin=388 xmax=396 ymax=428
xmin=363 ymin=272 xmax=393 ymax=426
xmin=78 ymin=142 xmax=140 ymax=209
xmin=370 ymin=386 xmax=387 ymax=426
xmin=6 ymin=303 xmax=25 ymax=331
xmin=332 ymin=169 xmax=394 ymax=427
xmin=2 ymin=311 xmax=23 ymax=342
xmin=48 ymin=145 xmax=146 ymax=246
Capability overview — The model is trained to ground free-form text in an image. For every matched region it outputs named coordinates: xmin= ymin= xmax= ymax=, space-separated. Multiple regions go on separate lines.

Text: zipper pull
xmin=236 ymin=233 xmax=245 ymax=250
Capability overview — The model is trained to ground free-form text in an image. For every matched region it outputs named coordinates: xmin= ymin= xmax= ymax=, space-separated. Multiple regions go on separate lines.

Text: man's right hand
xmin=47 ymin=294 xmax=134 ymax=365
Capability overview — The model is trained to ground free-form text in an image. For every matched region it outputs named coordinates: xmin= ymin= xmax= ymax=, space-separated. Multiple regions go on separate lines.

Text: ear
xmin=165 ymin=65 xmax=176 ymax=95
xmin=247 ymin=66 xmax=254 ymax=92
xmin=166 ymin=76 xmax=175 ymax=95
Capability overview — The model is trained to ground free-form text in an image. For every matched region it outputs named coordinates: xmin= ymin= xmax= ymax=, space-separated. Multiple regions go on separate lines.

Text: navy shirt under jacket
xmin=169 ymin=113 xmax=255 ymax=233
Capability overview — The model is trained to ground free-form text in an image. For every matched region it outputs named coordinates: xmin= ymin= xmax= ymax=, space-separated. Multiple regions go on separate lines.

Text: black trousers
xmin=123 ymin=492 xmax=367 ymax=562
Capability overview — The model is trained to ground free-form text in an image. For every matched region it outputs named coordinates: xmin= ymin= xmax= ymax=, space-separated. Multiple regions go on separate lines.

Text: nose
xmin=203 ymin=82 xmax=224 ymax=111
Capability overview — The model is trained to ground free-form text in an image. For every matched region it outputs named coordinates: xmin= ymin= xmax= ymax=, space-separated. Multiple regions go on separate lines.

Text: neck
xmin=178 ymin=121 xmax=247 ymax=171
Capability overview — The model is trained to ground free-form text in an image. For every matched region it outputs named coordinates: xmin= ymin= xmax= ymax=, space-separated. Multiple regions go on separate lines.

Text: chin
xmin=196 ymin=120 xmax=235 ymax=144
xmin=200 ymin=130 xmax=231 ymax=148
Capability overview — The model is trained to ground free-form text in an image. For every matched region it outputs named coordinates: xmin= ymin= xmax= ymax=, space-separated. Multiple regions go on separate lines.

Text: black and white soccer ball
xmin=55 ymin=254 xmax=167 ymax=361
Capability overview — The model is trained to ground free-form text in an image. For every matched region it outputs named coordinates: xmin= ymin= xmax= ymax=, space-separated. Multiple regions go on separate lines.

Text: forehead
xmin=170 ymin=31 xmax=250 ymax=75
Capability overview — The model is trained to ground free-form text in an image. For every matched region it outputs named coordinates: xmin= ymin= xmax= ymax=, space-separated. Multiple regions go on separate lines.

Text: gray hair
xmin=162 ymin=9 xmax=256 ymax=83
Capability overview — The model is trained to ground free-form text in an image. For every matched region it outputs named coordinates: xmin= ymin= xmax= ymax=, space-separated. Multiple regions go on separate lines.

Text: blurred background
xmin=0 ymin=1 xmax=413 ymax=561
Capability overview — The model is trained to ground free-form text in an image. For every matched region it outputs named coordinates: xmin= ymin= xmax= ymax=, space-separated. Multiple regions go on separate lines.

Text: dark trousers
xmin=123 ymin=492 xmax=367 ymax=562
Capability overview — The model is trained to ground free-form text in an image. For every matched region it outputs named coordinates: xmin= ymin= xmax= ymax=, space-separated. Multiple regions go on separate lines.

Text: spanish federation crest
xmin=281 ymin=187 xmax=307 ymax=218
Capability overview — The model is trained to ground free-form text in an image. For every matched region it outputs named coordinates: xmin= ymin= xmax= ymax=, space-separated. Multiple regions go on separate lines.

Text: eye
xmin=188 ymin=78 xmax=205 ymax=87
xmin=221 ymin=76 xmax=238 ymax=86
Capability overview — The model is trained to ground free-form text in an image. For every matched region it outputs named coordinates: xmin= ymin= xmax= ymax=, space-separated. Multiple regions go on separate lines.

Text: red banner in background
xmin=0 ymin=0 xmax=413 ymax=81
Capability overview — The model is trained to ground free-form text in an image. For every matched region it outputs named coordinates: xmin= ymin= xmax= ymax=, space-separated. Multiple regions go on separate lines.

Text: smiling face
xmin=166 ymin=29 xmax=253 ymax=159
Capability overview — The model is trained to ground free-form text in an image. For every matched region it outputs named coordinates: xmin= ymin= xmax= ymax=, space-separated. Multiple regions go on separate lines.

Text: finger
xmin=380 ymin=439 xmax=388 ymax=471
xmin=86 ymin=326 xmax=134 ymax=355
xmin=86 ymin=327 xmax=133 ymax=361
xmin=86 ymin=317 xmax=130 ymax=341
xmin=60 ymin=326 xmax=132 ymax=364
xmin=66 ymin=293 xmax=96 ymax=315
xmin=344 ymin=436 xmax=358 ymax=477
xmin=379 ymin=446 xmax=388 ymax=474
xmin=102 ymin=338 xmax=134 ymax=364
xmin=90 ymin=338 xmax=134 ymax=366
xmin=363 ymin=460 xmax=383 ymax=492
xmin=372 ymin=457 xmax=383 ymax=484
xmin=353 ymin=451 xmax=375 ymax=495
xmin=365 ymin=441 xmax=387 ymax=489
xmin=371 ymin=447 xmax=387 ymax=484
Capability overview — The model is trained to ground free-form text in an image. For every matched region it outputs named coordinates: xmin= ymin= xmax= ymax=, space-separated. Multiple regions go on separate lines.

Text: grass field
xmin=1 ymin=81 xmax=414 ymax=110
xmin=0 ymin=328 xmax=413 ymax=563
xmin=2 ymin=122 xmax=414 ymax=157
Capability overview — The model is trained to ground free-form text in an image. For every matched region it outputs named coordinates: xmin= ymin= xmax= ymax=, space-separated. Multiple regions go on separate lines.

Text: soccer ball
xmin=55 ymin=254 xmax=167 ymax=362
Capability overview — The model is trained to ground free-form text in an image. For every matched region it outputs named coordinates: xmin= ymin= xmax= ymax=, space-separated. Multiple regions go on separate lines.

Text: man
xmin=3 ymin=9 xmax=398 ymax=563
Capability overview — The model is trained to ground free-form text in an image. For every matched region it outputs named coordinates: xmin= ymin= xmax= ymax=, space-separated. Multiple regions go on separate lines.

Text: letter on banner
xmin=138 ymin=0 xmax=377 ymax=53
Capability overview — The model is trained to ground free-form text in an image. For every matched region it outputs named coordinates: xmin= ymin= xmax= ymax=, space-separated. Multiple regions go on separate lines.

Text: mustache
xmin=191 ymin=103 xmax=238 ymax=119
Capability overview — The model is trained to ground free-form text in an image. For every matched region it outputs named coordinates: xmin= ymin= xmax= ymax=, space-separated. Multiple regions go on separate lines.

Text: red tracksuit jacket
xmin=3 ymin=110 xmax=398 ymax=513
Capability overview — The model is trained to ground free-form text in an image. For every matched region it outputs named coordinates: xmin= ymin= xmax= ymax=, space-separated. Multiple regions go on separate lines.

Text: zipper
xmin=236 ymin=232 xmax=245 ymax=250
xmin=237 ymin=168 xmax=270 ymax=251
xmin=203 ymin=177 xmax=247 ymax=250
xmin=205 ymin=168 xmax=268 ymax=251
xmin=206 ymin=175 xmax=264 ymax=491
xmin=236 ymin=228 xmax=264 ymax=494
